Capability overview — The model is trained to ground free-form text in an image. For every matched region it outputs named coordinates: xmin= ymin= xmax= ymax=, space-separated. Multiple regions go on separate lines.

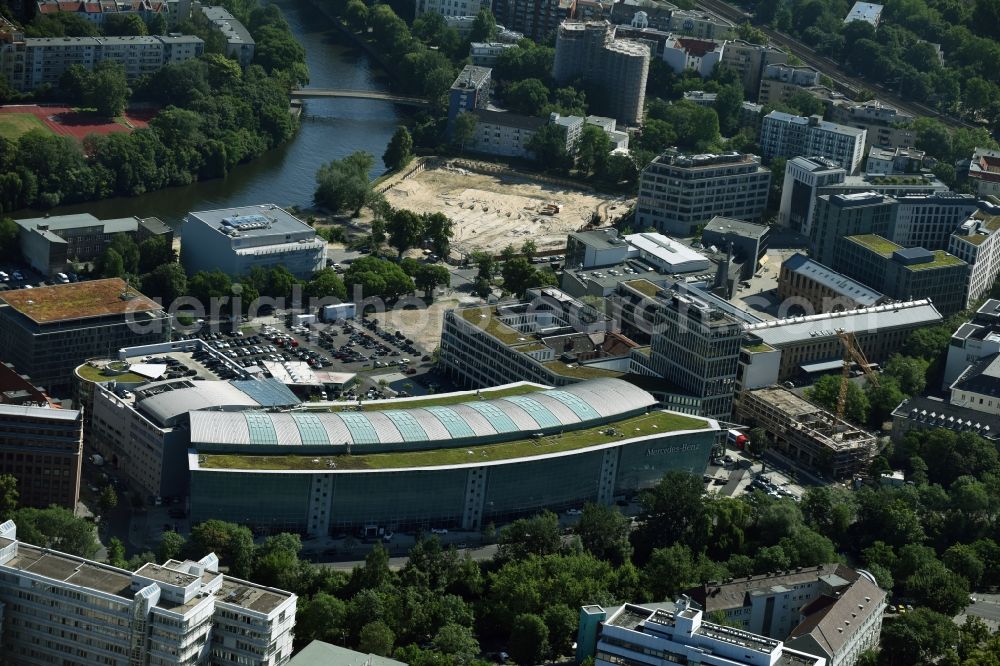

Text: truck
xmin=292 ymin=313 xmax=317 ymax=326
xmin=322 ymin=303 xmax=357 ymax=322
xmin=727 ymin=429 xmax=748 ymax=450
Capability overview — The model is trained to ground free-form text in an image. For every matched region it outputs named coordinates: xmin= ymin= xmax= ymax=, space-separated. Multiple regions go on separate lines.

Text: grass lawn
xmin=199 ymin=410 xmax=709 ymax=471
xmin=0 ymin=113 xmax=50 ymax=140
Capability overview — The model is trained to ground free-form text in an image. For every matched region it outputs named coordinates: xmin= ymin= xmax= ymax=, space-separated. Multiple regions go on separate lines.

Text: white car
xmin=565 ymin=508 xmax=583 ymax=516
xmin=430 ymin=528 xmax=448 ymax=535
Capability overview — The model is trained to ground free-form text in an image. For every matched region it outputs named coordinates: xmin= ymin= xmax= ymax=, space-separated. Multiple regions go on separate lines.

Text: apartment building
xmin=736 ymin=386 xmax=877 ymax=477
xmin=778 ymin=253 xmax=885 ymax=314
xmin=685 ymin=565 xmax=885 ymax=650
xmin=0 ymin=279 xmax=170 ymax=395
xmin=968 ymin=147 xmax=1000 ymax=199
xmin=777 ymin=156 xmax=847 ymax=233
xmin=949 ymin=206 xmax=1000 ymax=305
xmin=949 ymin=353 xmax=1000 ymax=416
xmin=448 ymin=64 xmax=492 ymax=126
xmin=720 ymin=40 xmax=787 ymax=100
xmin=757 ymin=63 xmax=821 ymax=106
xmin=636 ymin=150 xmax=771 ymax=236
xmin=944 ymin=299 xmax=1000 ymax=387
xmin=469 ymin=41 xmax=518 ymax=66
xmin=16 ymin=212 xmax=173 ymax=276
xmin=844 ymin=1 xmax=883 ymax=27
xmin=646 ymin=290 xmax=743 ymax=420
xmin=660 ymin=35 xmax=725 ymax=77
xmin=0 ymin=403 xmax=82 ymax=511
xmin=810 ymin=192 xmax=895 ymax=266
xmin=199 ymin=5 xmax=254 ymax=66
xmin=576 ymin=599 xmax=827 ymax=666
xmin=833 ymin=235 xmax=970 ymax=315
xmin=0 ymin=520 xmax=296 ymax=666
xmin=865 ymin=146 xmax=924 ymax=175
xmin=759 ymin=112 xmax=867 ymax=173
xmin=0 ymin=29 xmax=203 ymax=91
xmin=828 ymin=99 xmax=915 ymax=151
xmin=492 ymin=0 xmax=575 ymax=41
xmin=415 ymin=0 xmax=491 ymax=18
xmin=35 ymin=0 xmax=168 ymax=25
xmin=552 ymin=20 xmax=649 ymax=125
xmin=180 ymin=205 xmax=325 ymax=279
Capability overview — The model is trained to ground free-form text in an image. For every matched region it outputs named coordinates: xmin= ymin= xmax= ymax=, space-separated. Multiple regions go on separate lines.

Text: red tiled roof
xmin=676 ymin=37 xmax=718 ymax=57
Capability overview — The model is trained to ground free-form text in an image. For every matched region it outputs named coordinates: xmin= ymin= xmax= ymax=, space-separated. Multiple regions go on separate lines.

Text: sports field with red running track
xmin=0 ymin=104 xmax=153 ymax=141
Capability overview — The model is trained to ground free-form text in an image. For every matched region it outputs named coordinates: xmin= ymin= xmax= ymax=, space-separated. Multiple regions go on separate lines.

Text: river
xmin=36 ymin=0 xmax=402 ymax=224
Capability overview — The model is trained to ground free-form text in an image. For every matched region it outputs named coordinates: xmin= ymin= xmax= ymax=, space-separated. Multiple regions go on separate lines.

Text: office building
xmin=16 ymin=213 xmax=172 ymax=276
xmin=944 ymin=299 xmax=1000 ymax=387
xmin=491 ymin=0 xmax=574 ymax=41
xmin=636 ymin=150 xmax=771 ymax=236
xmin=865 ymin=146 xmax=924 ymax=175
xmin=566 ymin=229 xmax=632 ymax=268
xmin=968 ymin=147 xmax=1000 ymax=199
xmin=469 ymin=41 xmax=518 ymax=66
xmin=818 ymin=172 xmax=948 ymax=200
xmin=827 ymin=99 xmax=915 ymax=151
xmin=739 ymin=300 xmax=942 ymax=389
xmin=415 ymin=0 xmax=491 ymax=18
xmin=199 ymin=5 xmax=254 ymax=66
xmin=757 ymin=64 xmax=821 ymax=106
xmin=0 ymin=279 xmax=170 ymax=395
xmin=892 ymin=394 xmax=1000 ymax=444
xmin=777 ymin=157 xmax=847 ymax=233
xmin=0 ymin=403 xmax=82 ymax=511
xmin=660 ymin=35 xmax=725 ymax=77
xmin=701 ymin=217 xmax=769 ymax=280
xmin=552 ymin=21 xmax=650 ymax=125
xmin=759 ymin=112 xmax=867 ymax=173
xmin=180 ymin=205 xmax=325 ymax=279
xmin=0 ymin=520 xmax=296 ymax=666
xmin=448 ymin=64 xmax=492 ymax=126
xmin=0 ymin=27 xmax=203 ymax=91
xmin=833 ymin=235 xmax=969 ymax=315
xmin=844 ymin=1 xmax=883 ymax=27
xmin=665 ymin=8 xmax=735 ymax=39
xmin=810 ymin=192 xmax=895 ymax=266
xmin=685 ymin=565 xmax=886 ymax=652
xmin=786 ymin=581 xmax=890 ymax=666
xmin=90 ymin=375 xmax=299 ymax=499
xmin=889 ymin=192 xmax=980 ymax=249
xmin=720 ymin=40 xmax=788 ymax=100
xmin=289 ymin=642 xmax=407 ymax=666
xmin=736 ymin=386 xmax=877 ymax=477
xmin=647 ymin=290 xmax=743 ymax=420
xmin=576 ymin=599 xmax=827 ymax=666
xmin=778 ymin=253 xmax=884 ymax=314
xmin=949 ymin=206 xmax=1000 ymax=305
xmin=949 ymin=353 xmax=1000 ymax=416
xmin=188 ymin=379 xmax=720 ymax=534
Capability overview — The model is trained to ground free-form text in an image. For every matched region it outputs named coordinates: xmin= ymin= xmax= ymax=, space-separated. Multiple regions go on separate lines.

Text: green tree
xmin=633 ymin=471 xmax=707 ymax=561
xmin=141 ymin=263 xmax=187 ymax=304
xmin=98 ymin=247 xmax=126 ymax=278
xmin=866 ymin=376 xmax=907 ymax=427
xmin=296 ymin=593 xmax=349 ymax=645
xmin=415 ymin=264 xmax=450 ymax=298
xmin=383 ymin=126 xmax=414 ymax=171
xmin=432 ymin=623 xmax=480 ymax=664
xmin=106 ymin=536 xmax=128 ymax=568
xmin=747 ymin=426 xmax=769 ymax=458
xmin=359 ymin=620 xmax=395 ymax=656
xmin=137 ymin=236 xmax=175 ymax=274
xmin=806 ymin=374 xmax=869 ymax=424
xmin=188 ymin=270 xmax=233 ymax=304
xmin=497 ymin=511 xmax=563 ymax=562
xmin=344 ymin=0 xmax=369 ymax=31
xmin=542 ymin=605 xmax=578 ymax=656
xmin=304 ymin=268 xmax=347 ymax=301
xmin=12 ymin=506 xmax=98 ymax=558
xmin=0 ymin=473 xmax=18 ymax=520
xmin=88 ymin=61 xmax=129 ymax=119
xmin=157 ymin=530 xmax=186 ymax=562
xmin=879 ymin=607 xmax=959 ymax=666
xmin=526 ymin=124 xmax=572 ymax=171
xmin=59 ymin=64 xmax=92 ymax=105
xmin=714 ymin=83 xmax=744 ymax=135
xmin=387 ymin=208 xmax=425 ymax=258
xmin=98 ymin=485 xmax=118 ymax=514
xmin=186 ymin=520 xmax=255 ymax=578
xmin=642 ymin=543 xmax=697 ymax=600
xmin=576 ymin=125 xmax=611 ymax=176
xmin=423 ymin=212 xmax=454 ymax=258
xmin=501 ymin=257 xmax=544 ymax=297
xmin=450 ymin=112 xmax=478 ymax=153
xmin=103 ymin=13 xmax=148 ymax=36
xmin=470 ymin=7 xmax=498 ymax=42
xmin=509 ymin=613 xmax=550 ymax=665
xmin=576 ymin=503 xmax=632 ymax=566
xmin=505 ymin=78 xmax=550 ymax=116
xmin=315 ymin=151 xmax=374 ymax=216
xmin=344 ymin=256 xmax=415 ymax=300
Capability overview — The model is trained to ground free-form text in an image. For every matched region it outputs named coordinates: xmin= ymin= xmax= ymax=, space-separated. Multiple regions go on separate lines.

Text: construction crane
xmin=836 ymin=329 xmax=879 ymax=420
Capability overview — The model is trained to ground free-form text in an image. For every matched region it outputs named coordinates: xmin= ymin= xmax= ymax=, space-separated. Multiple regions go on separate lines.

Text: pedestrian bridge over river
xmin=290 ymin=89 xmax=430 ymax=107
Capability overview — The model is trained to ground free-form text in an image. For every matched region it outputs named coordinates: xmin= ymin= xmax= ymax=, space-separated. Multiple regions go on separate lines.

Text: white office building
xmin=577 ymin=599 xmax=827 ymax=666
xmin=759 ymin=112 xmax=867 ymax=173
xmin=944 ymin=299 xmax=1000 ymax=387
xmin=0 ymin=520 xmax=296 ymax=666
xmin=180 ymin=205 xmax=325 ymax=279
xmin=777 ymin=156 xmax=847 ymax=234
xmin=949 ymin=204 xmax=1000 ymax=305
xmin=844 ymin=1 xmax=883 ymax=27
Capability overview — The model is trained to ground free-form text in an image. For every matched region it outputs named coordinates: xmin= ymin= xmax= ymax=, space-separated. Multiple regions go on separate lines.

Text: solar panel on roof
xmin=502 ymin=396 xmax=561 ymax=428
xmin=464 ymin=401 xmax=518 ymax=433
xmin=424 ymin=406 xmax=477 ymax=438
xmin=545 ymin=390 xmax=601 ymax=420
xmin=244 ymin=413 xmax=278 ymax=445
xmin=383 ymin=410 xmax=428 ymax=442
xmin=292 ymin=414 xmax=330 ymax=446
xmin=338 ymin=413 xmax=380 ymax=444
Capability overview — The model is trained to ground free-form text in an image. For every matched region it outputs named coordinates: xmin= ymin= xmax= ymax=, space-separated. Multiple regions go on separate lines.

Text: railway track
xmin=696 ymin=0 xmax=976 ymax=129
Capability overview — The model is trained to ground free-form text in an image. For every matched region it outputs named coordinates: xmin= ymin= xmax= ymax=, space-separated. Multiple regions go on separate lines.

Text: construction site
xmin=381 ymin=162 xmax=625 ymax=257
xmin=735 ymin=385 xmax=877 ymax=479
